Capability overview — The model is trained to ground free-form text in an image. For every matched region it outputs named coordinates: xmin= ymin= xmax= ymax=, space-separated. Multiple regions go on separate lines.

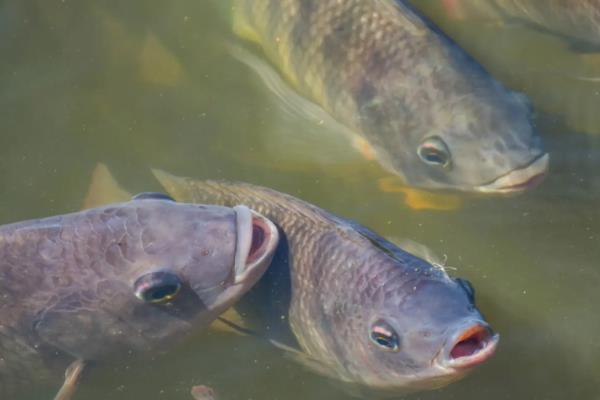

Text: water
xmin=1 ymin=1 xmax=599 ymax=399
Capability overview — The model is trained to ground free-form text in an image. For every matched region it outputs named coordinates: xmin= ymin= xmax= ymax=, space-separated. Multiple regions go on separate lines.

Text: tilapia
xmin=454 ymin=0 xmax=600 ymax=50
xmin=153 ymin=169 xmax=499 ymax=395
xmin=0 ymin=194 xmax=278 ymax=399
xmin=231 ymin=0 xmax=548 ymax=194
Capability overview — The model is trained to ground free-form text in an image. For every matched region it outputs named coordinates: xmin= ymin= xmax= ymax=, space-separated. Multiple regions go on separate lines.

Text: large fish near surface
xmin=153 ymin=169 xmax=499 ymax=395
xmin=230 ymin=0 xmax=548 ymax=194
xmin=0 ymin=194 xmax=278 ymax=399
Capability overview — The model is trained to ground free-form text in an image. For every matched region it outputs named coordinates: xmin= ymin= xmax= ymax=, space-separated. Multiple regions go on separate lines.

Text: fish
xmin=448 ymin=0 xmax=600 ymax=51
xmin=230 ymin=0 xmax=548 ymax=196
xmin=0 ymin=193 xmax=279 ymax=399
xmin=152 ymin=168 xmax=500 ymax=395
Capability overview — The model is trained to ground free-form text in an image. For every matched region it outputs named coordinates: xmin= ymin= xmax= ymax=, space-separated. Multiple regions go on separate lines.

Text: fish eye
xmin=455 ymin=278 xmax=475 ymax=302
xmin=369 ymin=320 xmax=400 ymax=352
xmin=417 ymin=137 xmax=451 ymax=168
xmin=133 ymin=270 xmax=183 ymax=304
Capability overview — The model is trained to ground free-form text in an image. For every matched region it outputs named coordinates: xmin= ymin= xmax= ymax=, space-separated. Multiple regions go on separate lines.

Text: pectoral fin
xmin=228 ymin=44 xmax=362 ymax=167
xmin=53 ymin=359 xmax=86 ymax=400
xmin=378 ymin=177 xmax=462 ymax=211
xmin=209 ymin=307 xmax=250 ymax=335
xmin=351 ymin=137 xmax=377 ymax=161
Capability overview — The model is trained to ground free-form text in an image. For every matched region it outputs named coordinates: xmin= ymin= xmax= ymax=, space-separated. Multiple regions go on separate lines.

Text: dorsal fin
xmin=151 ymin=168 xmax=332 ymax=228
xmin=131 ymin=192 xmax=175 ymax=202
xmin=82 ymin=163 xmax=132 ymax=210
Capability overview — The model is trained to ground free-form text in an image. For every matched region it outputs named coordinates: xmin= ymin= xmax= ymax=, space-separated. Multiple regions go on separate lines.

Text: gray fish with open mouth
xmin=230 ymin=0 xmax=548 ymax=194
xmin=154 ymin=169 xmax=500 ymax=395
xmin=0 ymin=194 xmax=278 ymax=399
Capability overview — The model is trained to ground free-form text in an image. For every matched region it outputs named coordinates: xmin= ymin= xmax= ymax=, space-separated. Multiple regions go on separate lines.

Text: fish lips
xmin=232 ymin=205 xmax=279 ymax=284
xmin=437 ymin=321 xmax=499 ymax=371
xmin=475 ymin=153 xmax=549 ymax=194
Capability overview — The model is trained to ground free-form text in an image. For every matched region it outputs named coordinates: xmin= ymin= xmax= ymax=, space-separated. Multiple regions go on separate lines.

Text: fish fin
xmin=231 ymin=5 xmax=262 ymax=46
xmin=387 ymin=237 xmax=453 ymax=272
xmin=151 ymin=168 xmax=191 ymax=201
xmin=191 ymin=385 xmax=217 ymax=400
xmin=341 ymin=216 xmax=449 ymax=274
xmin=53 ymin=359 xmax=86 ymax=400
xmin=351 ymin=136 xmax=377 ymax=161
xmin=377 ymin=177 xmax=462 ymax=211
xmin=209 ymin=307 xmax=251 ymax=335
xmin=82 ymin=163 xmax=132 ymax=209
xmin=228 ymin=44 xmax=363 ymax=166
xmin=139 ymin=32 xmax=185 ymax=86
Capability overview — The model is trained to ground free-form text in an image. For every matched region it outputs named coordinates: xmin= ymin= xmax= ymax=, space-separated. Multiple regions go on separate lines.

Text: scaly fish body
xmin=154 ymin=170 xmax=499 ymax=394
xmin=232 ymin=0 xmax=548 ymax=193
xmin=0 ymin=195 xmax=278 ymax=398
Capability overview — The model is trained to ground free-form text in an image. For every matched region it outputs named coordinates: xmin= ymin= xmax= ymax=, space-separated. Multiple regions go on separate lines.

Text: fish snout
xmin=232 ymin=205 xmax=279 ymax=284
xmin=441 ymin=322 xmax=499 ymax=370
xmin=475 ymin=153 xmax=549 ymax=194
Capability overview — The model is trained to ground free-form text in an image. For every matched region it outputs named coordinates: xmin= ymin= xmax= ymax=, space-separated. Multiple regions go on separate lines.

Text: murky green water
xmin=1 ymin=1 xmax=599 ymax=399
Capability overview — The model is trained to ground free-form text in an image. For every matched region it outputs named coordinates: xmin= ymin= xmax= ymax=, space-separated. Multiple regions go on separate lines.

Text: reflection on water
xmin=0 ymin=1 xmax=599 ymax=399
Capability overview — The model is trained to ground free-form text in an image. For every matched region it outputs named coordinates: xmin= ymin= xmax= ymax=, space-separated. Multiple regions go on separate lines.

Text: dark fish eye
xmin=455 ymin=278 xmax=475 ymax=302
xmin=417 ymin=137 xmax=451 ymax=168
xmin=369 ymin=320 xmax=400 ymax=352
xmin=133 ymin=270 xmax=183 ymax=304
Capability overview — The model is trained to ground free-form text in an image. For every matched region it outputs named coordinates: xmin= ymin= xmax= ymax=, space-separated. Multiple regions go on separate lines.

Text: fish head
xmin=127 ymin=200 xmax=280 ymax=332
xmin=371 ymin=63 xmax=548 ymax=193
xmin=324 ymin=255 xmax=498 ymax=393
xmin=34 ymin=198 xmax=278 ymax=358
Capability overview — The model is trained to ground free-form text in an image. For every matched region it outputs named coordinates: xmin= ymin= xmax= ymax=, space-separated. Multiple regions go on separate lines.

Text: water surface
xmin=1 ymin=1 xmax=599 ymax=399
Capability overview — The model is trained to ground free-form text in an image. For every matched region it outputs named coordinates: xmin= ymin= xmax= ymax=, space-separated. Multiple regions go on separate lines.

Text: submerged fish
xmin=0 ymin=194 xmax=278 ymax=399
xmin=452 ymin=0 xmax=600 ymax=50
xmin=153 ymin=169 xmax=499 ymax=395
xmin=231 ymin=0 xmax=548 ymax=194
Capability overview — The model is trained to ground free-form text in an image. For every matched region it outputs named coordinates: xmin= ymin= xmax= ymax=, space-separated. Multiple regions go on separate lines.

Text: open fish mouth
xmin=440 ymin=322 xmax=499 ymax=370
xmin=475 ymin=153 xmax=549 ymax=194
xmin=233 ymin=205 xmax=279 ymax=283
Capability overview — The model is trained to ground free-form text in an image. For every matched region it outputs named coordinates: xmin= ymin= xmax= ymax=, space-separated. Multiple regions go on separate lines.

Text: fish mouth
xmin=475 ymin=153 xmax=549 ymax=194
xmin=441 ymin=322 xmax=499 ymax=370
xmin=233 ymin=205 xmax=279 ymax=284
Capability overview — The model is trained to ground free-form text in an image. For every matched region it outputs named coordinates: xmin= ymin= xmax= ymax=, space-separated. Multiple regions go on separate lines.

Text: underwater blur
xmin=0 ymin=0 xmax=599 ymax=399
